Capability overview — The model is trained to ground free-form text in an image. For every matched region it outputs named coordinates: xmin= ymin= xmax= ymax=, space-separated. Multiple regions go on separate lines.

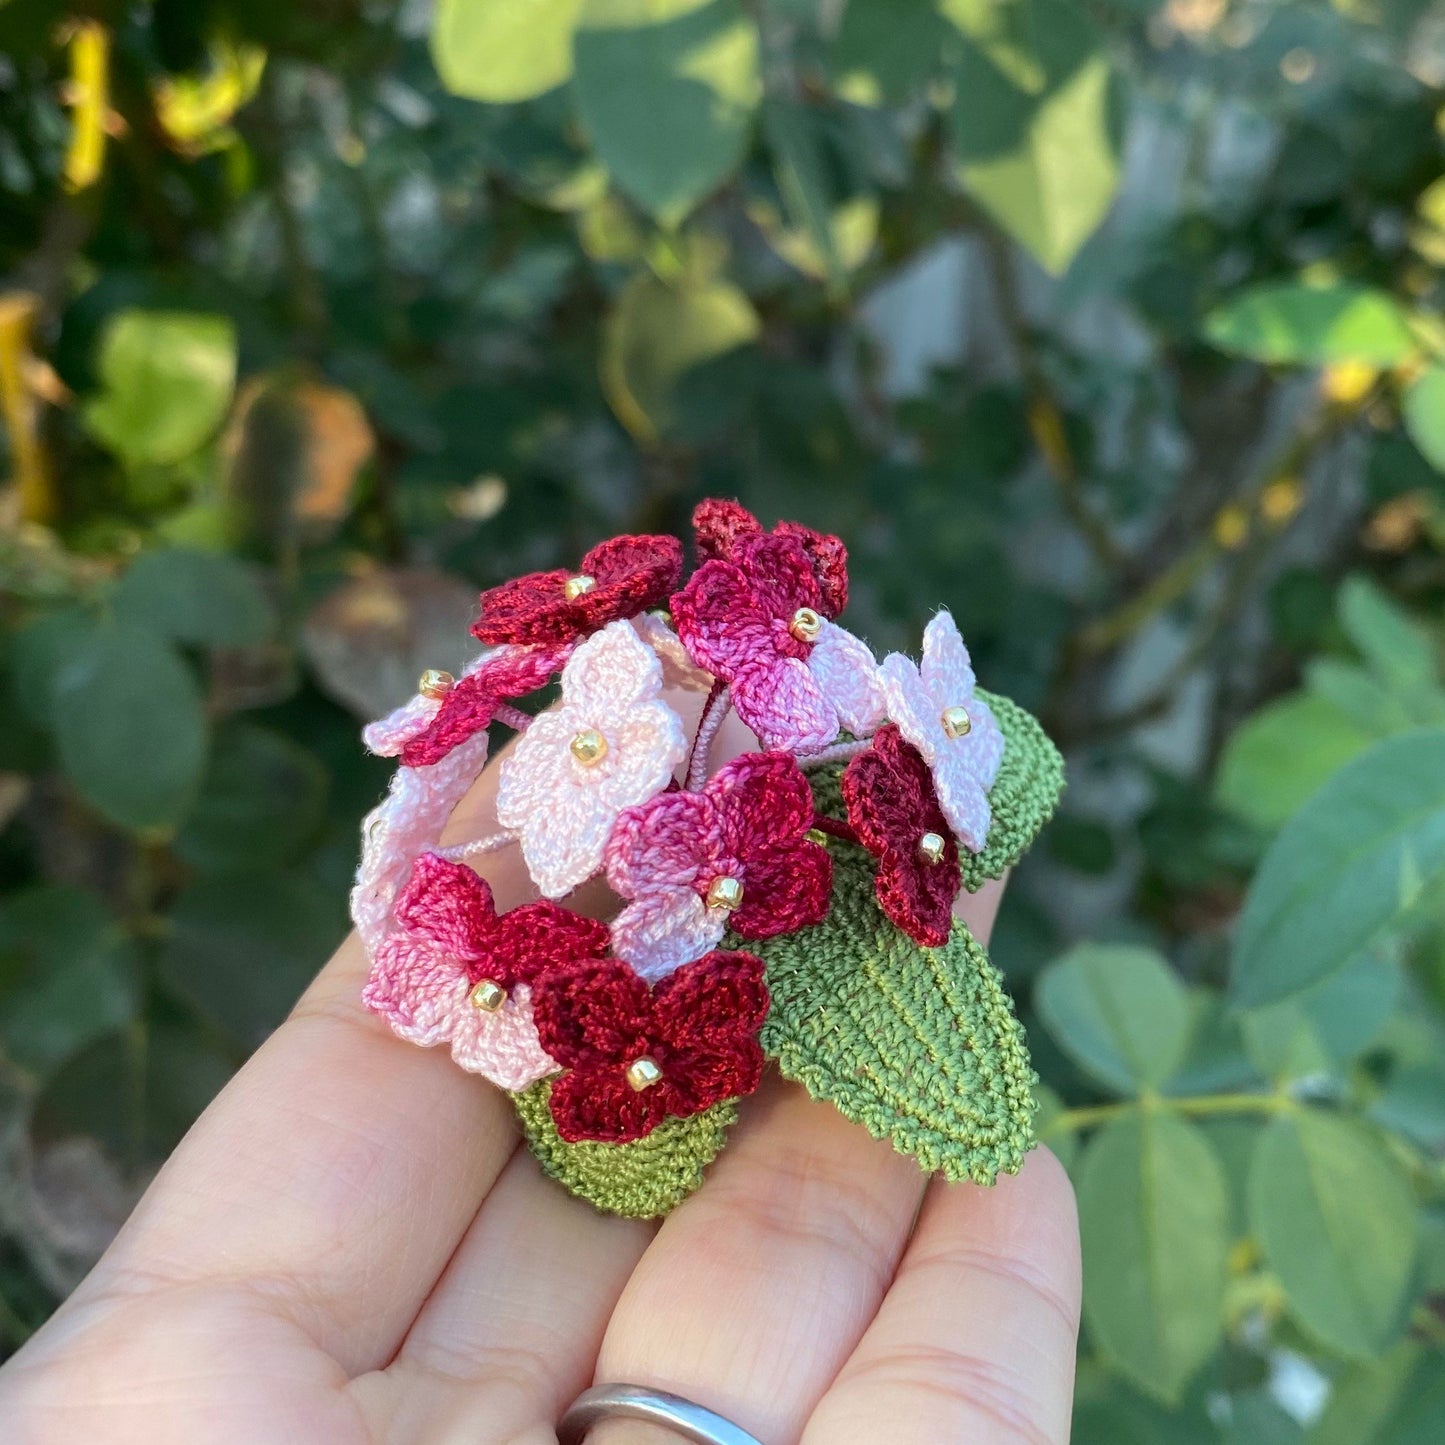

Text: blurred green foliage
xmin=3 ymin=0 xmax=1445 ymax=1434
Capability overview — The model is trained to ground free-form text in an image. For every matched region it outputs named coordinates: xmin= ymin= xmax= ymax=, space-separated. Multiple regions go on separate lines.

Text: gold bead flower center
xmin=941 ymin=705 xmax=972 ymax=739
xmin=917 ymin=832 xmax=946 ymax=865
xmin=789 ymin=606 xmax=823 ymax=642
xmin=469 ymin=979 xmax=507 ymax=1012
xmin=570 ymin=728 xmax=608 ymax=765
xmin=418 ymin=668 xmax=455 ymax=699
xmin=626 ymin=1056 xmax=663 ymax=1091
xmin=564 ymin=573 xmax=597 ymax=600
xmin=706 ymin=875 xmax=744 ymax=911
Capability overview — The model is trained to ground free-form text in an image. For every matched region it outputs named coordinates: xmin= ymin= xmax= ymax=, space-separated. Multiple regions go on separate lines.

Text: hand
xmin=0 ymin=709 xmax=1080 ymax=1445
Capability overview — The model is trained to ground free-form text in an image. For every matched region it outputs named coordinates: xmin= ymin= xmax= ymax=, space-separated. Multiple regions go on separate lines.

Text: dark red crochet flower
xmin=842 ymin=724 xmax=961 ymax=947
xmin=472 ymin=533 xmax=683 ymax=646
xmin=401 ymin=642 xmax=570 ymax=767
xmin=532 ymin=951 xmax=769 ymax=1143
xmin=393 ymin=852 xmax=611 ymax=992
xmin=692 ymin=498 xmax=848 ymax=617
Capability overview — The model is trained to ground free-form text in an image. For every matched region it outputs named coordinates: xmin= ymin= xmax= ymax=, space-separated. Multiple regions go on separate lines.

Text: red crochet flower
xmin=532 ymin=951 xmax=769 ymax=1143
xmin=692 ymin=498 xmax=849 ymax=618
xmin=400 ymin=642 xmax=570 ymax=767
xmin=472 ymin=533 xmax=683 ymax=646
xmin=391 ymin=852 xmax=611 ymax=993
xmin=842 ymin=724 xmax=962 ymax=947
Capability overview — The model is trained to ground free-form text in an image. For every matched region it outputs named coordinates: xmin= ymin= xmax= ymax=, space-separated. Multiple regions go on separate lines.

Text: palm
xmin=0 ymin=736 xmax=1080 ymax=1445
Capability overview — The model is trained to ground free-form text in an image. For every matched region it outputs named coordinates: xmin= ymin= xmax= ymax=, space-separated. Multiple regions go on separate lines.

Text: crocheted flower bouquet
xmin=352 ymin=501 xmax=1064 ymax=1217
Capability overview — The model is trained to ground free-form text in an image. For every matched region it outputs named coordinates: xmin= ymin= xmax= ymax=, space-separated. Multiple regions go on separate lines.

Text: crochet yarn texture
xmin=512 ymin=1079 xmax=739 ymax=1218
xmin=352 ymin=498 xmax=1066 ymax=1216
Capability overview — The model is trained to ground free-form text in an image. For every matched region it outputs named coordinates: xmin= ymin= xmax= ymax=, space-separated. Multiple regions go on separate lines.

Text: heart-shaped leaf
xmin=512 ymin=1079 xmax=738 ymax=1218
xmin=752 ymin=847 xmax=1037 ymax=1185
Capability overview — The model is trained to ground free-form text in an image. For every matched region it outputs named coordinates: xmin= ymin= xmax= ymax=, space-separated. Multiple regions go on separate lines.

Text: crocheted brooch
xmin=352 ymin=500 xmax=1064 ymax=1217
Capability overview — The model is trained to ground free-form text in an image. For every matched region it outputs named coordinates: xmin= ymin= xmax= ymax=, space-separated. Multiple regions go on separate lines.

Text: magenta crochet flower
xmin=692 ymin=497 xmax=849 ymax=617
xmin=878 ymin=611 xmax=1004 ymax=852
xmin=361 ymin=852 xmax=610 ymax=1090
xmin=671 ymin=532 xmax=884 ymax=752
xmin=606 ymin=751 xmax=832 ymax=979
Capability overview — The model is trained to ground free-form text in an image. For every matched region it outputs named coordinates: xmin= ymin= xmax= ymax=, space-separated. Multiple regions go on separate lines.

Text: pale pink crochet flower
xmin=496 ymin=620 xmax=687 ymax=897
xmin=361 ymin=853 xmax=610 ymax=1091
xmin=605 ymin=751 xmax=831 ymax=980
xmin=671 ymin=532 xmax=884 ymax=752
xmin=878 ymin=611 xmax=1003 ymax=853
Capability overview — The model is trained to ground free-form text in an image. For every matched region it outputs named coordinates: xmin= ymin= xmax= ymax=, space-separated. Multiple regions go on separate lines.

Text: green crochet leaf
xmin=963 ymin=689 xmax=1065 ymax=889
xmin=807 ymin=689 xmax=1063 ymax=891
xmin=751 ymin=847 xmax=1038 ymax=1185
xmin=511 ymin=1078 xmax=738 ymax=1219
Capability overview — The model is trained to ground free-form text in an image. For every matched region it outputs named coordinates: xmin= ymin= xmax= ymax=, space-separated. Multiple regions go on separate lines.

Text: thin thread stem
xmin=1044 ymin=1090 xmax=1295 ymax=1137
xmin=799 ymin=738 xmax=872 ymax=767
xmin=686 ymin=681 xmax=730 ymax=790
xmin=812 ymin=813 xmax=859 ymax=844
xmin=492 ymin=703 xmax=532 ymax=732
xmin=435 ymin=831 xmax=517 ymax=862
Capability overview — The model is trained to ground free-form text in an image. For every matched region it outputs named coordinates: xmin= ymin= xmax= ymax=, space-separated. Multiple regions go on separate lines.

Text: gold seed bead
xmin=789 ymin=606 xmax=823 ymax=643
xmin=626 ymin=1056 xmax=663 ymax=1091
xmin=418 ymin=668 xmax=455 ymax=699
xmin=564 ymin=573 xmax=597 ymax=600
xmin=469 ymin=979 xmax=507 ymax=1012
xmin=805 ymin=828 xmax=829 ymax=847
xmin=706 ymin=875 xmax=744 ymax=911
xmin=941 ymin=705 xmax=972 ymax=739
xmin=917 ymin=831 xmax=946 ymax=865
xmin=569 ymin=728 xmax=608 ymax=765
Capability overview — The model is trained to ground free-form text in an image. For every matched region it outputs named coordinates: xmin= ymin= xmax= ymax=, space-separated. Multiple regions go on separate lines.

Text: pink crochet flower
xmin=399 ymin=642 xmax=570 ymax=768
xmin=361 ymin=852 xmax=610 ymax=1090
xmin=671 ymin=532 xmax=884 ymax=752
xmin=878 ymin=611 xmax=1003 ymax=852
xmin=606 ymin=751 xmax=832 ymax=980
xmin=496 ymin=620 xmax=688 ymax=897
xmin=692 ymin=498 xmax=849 ymax=617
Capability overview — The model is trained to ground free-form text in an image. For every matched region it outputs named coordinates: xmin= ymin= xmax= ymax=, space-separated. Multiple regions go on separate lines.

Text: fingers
xmin=357 ymin=1150 xmax=652 ymax=1438
xmin=801 ymin=1147 xmax=1081 ymax=1445
xmin=80 ymin=749 xmax=544 ymax=1376
xmin=581 ymin=1073 xmax=926 ymax=1445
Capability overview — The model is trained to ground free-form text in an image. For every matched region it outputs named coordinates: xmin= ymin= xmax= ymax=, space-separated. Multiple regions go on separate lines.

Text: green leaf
xmin=753 ymin=847 xmax=1036 ymax=1185
xmin=113 ymin=547 xmax=276 ymax=648
xmin=832 ymin=0 xmax=948 ymax=107
xmin=831 ymin=0 xmax=944 ymax=105
xmin=1036 ymin=944 xmax=1193 ymax=1095
xmin=1249 ymin=1110 xmax=1418 ymax=1359
xmin=573 ymin=0 xmax=761 ymax=224
xmin=431 ymin=0 xmax=582 ymax=102
xmin=8 ymin=605 xmax=95 ymax=729
xmin=1203 ymin=284 xmax=1416 ymax=367
xmin=0 ymin=886 xmax=136 ymax=1076
xmin=81 ymin=309 xmax=237 ymax=467
xmin=1403 ymin=364 xmax=1445 ymax=472
xmin=1240 ymin=949 xmax=1402 ymax=1080
xmin=51 ymin=622 xmax=208 ymax=834
xmin=174 ymin=724 xmax=328 ymax=873
xmin=1371 ymin=1060 xmax=1445 ymax=1152
xmin=512 ymin=1078 xmax=738 ymax=1218
xmin=1231 ymin=729 xmax=1445 ymax=1007
xmin=1077 ymin=1111 xmax=1229 ymax=1402
xmin=32 ymin=1023 xmax=236 ymax=1162
xmin=1305 ymin=1342 xmax=1419 ymax=1445
xmin=1215 ymin=692 xmax=1376 ymax=831
xmin=601 ymin=268 xmax=759 ymax=441
xmin=944 ymin=0 xmax=1120 ymax=275
xmin=760 ymin=98 xmax=854 ymax=287
xmin=1338 ymin=575 xmax=1438 ymax=693
xmin=158 ymin=872 xmax=343 ymax=1047
xmin=963 ymin=688 xmax=1066 ymax=888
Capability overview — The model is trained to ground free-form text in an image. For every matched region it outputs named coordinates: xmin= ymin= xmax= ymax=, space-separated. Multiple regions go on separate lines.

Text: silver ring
xmin=558 ymin=1383 xmax=764 ymax=1445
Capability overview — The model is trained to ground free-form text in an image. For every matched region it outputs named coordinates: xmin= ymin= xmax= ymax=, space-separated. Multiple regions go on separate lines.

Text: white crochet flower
xmin=497 ymin=620 xmax=687 ymax=897
xmin=878 ymin=611 xmax=1004 ymax=853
